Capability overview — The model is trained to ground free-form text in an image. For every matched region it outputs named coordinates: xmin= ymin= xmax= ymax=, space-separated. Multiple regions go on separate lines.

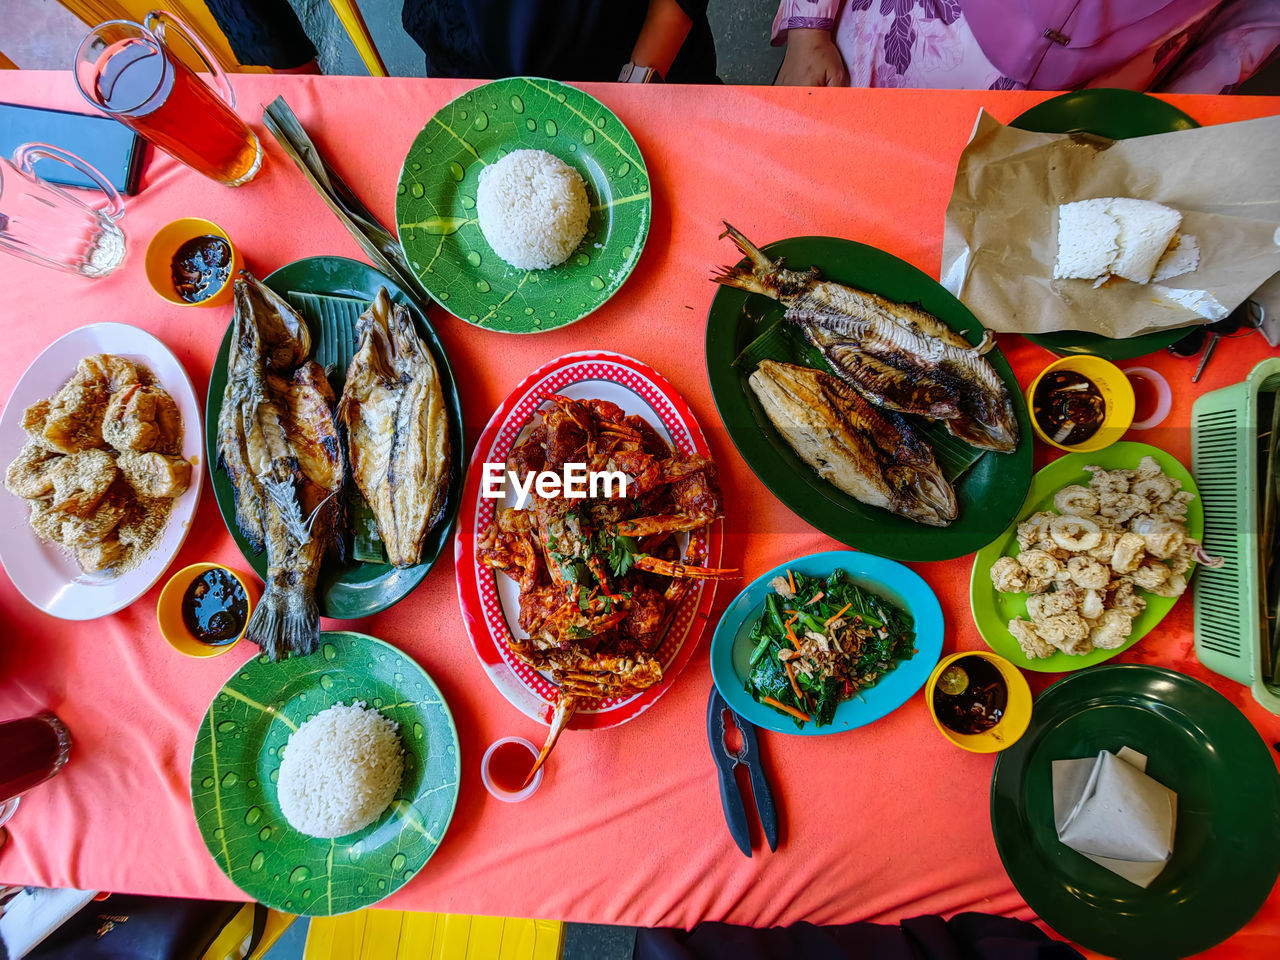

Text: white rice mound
xmin=277 ymin=701 xmax=404 ymax=839
xmin=476 ymin=149 xmax=590 ymax=270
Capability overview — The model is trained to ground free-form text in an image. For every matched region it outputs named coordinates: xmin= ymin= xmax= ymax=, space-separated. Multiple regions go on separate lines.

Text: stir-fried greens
xmin=744 ymin=569 xmax=916 ymax=728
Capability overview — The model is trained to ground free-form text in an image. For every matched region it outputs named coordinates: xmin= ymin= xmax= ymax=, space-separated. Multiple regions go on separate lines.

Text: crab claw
xmin=525 ymin=695 xmax=579 ymax=787
xmin=630 ymin=555 xmax=739 ymax=580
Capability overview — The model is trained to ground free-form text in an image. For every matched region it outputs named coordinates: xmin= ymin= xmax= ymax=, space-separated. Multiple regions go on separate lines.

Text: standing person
xmin=771 ymin=0 xmax=1280 ymax=93
xmin=401 ymin=0 xmax=718 ymax=82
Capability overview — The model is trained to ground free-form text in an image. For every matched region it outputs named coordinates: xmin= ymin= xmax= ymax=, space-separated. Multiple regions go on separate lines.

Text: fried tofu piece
xmin=74 ymin=537 xmax=128 ymax=573
xmin=58 ymin=495 xmax=128 ymax=549
xmin=49 ymin=449 xmax=118 ymax=516
xmin=103 ymin=384 xmax=180 ymax=453
xmin=5 ymin=443 xmax=60 ymax=499
xmin=117 ymin=452 xmax=191 ymax=499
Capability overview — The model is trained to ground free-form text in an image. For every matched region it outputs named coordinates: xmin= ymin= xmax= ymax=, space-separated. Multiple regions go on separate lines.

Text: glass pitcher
xmin=74 ymin=11 xmax=263 ymax=186
xmin=0 ymin=142 xmax=125 ymax=278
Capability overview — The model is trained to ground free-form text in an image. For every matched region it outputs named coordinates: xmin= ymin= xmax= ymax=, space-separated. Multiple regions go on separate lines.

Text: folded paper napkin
xmin=1052 ymin=746 xmax=1177 ymax=888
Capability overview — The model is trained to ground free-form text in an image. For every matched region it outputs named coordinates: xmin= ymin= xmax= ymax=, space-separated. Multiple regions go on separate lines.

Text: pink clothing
xmin=772 ymin=0 xmax=1280 ymax=92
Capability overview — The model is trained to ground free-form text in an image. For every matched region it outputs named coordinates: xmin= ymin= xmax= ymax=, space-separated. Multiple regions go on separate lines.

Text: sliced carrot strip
xmin=762 ymin=696 xmax=811 ymax=723
xmin=825 ymin=602 xmax=852 ymax=626
xmin=805 ymin=592 xmax=824 ymax=605
xmin=787 ymin=569 xmax=796 ymax=594
xmin=784 ymin=661 xmax=806 ymax=705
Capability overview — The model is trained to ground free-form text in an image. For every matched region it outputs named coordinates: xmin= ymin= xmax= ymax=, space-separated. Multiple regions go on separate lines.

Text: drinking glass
xmin=0 ymin=143 xmax=125 ymax=277
xmin=74 ymin=11 xmax=263 ymax=186
xmin=0 ymin=713 xmax=72 ymax=805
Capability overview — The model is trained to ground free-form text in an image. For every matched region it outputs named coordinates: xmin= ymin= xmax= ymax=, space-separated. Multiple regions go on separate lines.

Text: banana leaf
xmin=261 ymin=97 xmax=431 ymax=311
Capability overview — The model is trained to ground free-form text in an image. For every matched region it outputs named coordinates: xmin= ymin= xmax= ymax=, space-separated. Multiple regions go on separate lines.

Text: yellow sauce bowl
xmin=157 ymin=562 xmax=257 ymax=658
xmin=1026 ymin=355 xmax=1136 ymax=453
xmin=926 ymin=651 xmax=1032 ymax=753
xmin=144 ymin=218 xmax=241 ymax=308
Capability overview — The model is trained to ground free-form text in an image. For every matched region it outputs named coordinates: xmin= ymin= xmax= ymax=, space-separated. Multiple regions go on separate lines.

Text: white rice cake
xmin=1106 ymin=198 xmax=1183 ymax=284
xmin=1152 ymin=233 xmax=1200 ymax=282
xmin=1054 ymin=197 xmax=1187 ymax=285
xmin=1054 ymin=199 xmax=1120 ymax=280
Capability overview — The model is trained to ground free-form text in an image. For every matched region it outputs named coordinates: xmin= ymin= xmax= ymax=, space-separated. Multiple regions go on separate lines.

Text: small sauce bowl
xmin=144 ymin=218 xmax=241 ymax=308
xmin=926 ymin=651 xmax=1031 ymax=753
xmin=157 ymin=562 xmax=256 ymax=658
xmin=481 ymin=737 xmax=543 ymax=802
xmin=1026 ymin=355 xmax=1135 ymax=453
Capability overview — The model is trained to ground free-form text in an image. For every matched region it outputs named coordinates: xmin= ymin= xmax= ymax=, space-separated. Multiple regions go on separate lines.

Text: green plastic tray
xmin=1191 ymin=357 xmax=1280 ymax=714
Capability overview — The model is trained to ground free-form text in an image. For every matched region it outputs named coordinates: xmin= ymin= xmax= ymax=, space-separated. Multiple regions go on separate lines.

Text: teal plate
xmin=706 ymin=235 xmax=1033 ymax=562
xmin=396 ymin=76 xmax=650 ymax=334
xmin=1011 ymin=89 xmax=1201 ymax=361
xmin=190 ymin=631 xmax=461 ymax=916
xmin=991 ymin=665 xmax=1280 ymax=959
xmin=205 ymin=256 xmax=464 ymax=620
xmin=709 ymin=550 xmax=943 ymax=735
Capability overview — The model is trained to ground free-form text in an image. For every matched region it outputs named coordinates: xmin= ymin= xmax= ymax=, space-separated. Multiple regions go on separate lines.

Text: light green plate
xmin=396 ymin=76 xmax=650 ymax=334
xmin=190 ymin=632 xmax=460 ymax=916
xmin=205 ymin=256 xmax=464 ymax=620
xmin=970 ymin=441 xmax=1203 ymax=672
xmin=706 ymin=235 xmax=1033 ymax=562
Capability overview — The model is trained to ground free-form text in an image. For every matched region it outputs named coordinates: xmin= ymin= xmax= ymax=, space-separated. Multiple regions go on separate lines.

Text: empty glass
xmin=0 ymin=143 xmax=125 ymax=278
xmin=75 ymin=12 xmax=263 ymax=186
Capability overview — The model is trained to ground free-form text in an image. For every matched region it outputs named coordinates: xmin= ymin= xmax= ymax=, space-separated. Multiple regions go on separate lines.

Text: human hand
xmin=775 ymin=28 xmax=847 ymax=86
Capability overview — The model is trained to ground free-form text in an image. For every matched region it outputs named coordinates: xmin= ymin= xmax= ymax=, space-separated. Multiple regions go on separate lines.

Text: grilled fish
xmin=714 ymin=223 xmax=1020 ymax=453
xmin=748 ymin=360 xmax=957 ymax=526
xmin=338 ymin=289 xmax=451 ymax=568
xmin=217 ymin=273 xmax=343 ymax=659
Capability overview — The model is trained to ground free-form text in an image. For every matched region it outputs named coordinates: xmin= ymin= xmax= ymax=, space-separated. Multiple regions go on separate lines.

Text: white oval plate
xmin=0 ymin=323 xmax=203 ymax=620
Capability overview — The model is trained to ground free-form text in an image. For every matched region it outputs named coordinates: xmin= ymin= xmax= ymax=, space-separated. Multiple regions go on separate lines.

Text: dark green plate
xmin=190 ymin=631 xmax=460 ymax=916
xmin=205 ymin=256 xmax=464 ymax=619
xmin=396 ymin=76 xmax=650 ymax=334
xmin=1011 ymin=89 xmax=1201 ymax=361
xmin=991 ymin=665 xmax=1280 ymax=959
xmin=706 ymin=236 xmax=1033 ymax=562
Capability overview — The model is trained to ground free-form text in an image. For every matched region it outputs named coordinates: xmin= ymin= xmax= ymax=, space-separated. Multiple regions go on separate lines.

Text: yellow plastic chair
xmin=200 ymin=905 xmax=297 ymax=960
xmin=306 ymin=910 xmax=564 ymax=960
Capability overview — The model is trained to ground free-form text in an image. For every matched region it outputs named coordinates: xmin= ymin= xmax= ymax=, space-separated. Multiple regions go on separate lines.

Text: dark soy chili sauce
xmin=933 ymin=656 xmax=1008 ymax=735
xmin=182 ymin=568 xmax=247 ymax=645
xmin=171 ymin=235 xmax=231 ymax=303
xmin=1033 ymin=370 xmax=1104 ymax=445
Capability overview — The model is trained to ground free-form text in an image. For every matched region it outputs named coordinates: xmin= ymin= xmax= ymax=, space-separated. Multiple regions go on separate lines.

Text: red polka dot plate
xmin=454 ymin=351 xmax=722 ymax=730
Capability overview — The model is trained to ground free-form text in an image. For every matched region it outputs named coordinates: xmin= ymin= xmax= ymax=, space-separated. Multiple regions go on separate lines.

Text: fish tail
xmin=711 ymin=221 xmax=774 ymax=295
xmin=244 ymin=581 xmax=320 ymax=661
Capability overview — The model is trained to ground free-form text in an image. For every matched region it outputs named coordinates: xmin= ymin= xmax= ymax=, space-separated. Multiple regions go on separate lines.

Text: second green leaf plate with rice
xmin=190 ymin=631 xmax=460 ymax=916
xmin=396 ymin=76 xmax=650 ymax=333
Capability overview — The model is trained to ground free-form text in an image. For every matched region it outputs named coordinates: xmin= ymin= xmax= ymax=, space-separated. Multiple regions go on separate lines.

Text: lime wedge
xmin=938 ymin=665 xmax=969 ymax=696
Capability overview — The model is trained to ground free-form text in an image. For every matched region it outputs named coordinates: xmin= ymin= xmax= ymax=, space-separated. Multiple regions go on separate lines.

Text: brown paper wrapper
xmin=941 ymin=111 xmax=1280 ymax=340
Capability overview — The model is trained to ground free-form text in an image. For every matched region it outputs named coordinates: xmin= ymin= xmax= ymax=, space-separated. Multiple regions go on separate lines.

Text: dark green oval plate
xmin=396 ymin=76 xmax=650 ymax=334
xmin=706 ymin=235 xmax=1033 ymax=562
xmin=991 ymin=665 xmax=1280 ymax=959
xmin=1011 ymin=89 xmax=1201 ymax=361
xmin=190 ymin=631 xmax=461 ymax=916
xmin=205 ymin=256 xmax=464 ymax=619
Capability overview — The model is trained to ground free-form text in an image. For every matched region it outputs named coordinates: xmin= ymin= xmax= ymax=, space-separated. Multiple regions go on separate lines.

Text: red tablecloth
xmin=1 ymin=72 xmax=1277 ymax=956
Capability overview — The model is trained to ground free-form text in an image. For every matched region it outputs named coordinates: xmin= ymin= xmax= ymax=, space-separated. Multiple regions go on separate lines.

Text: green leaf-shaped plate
xmin=705 ymin=235 xmax=1033 ymax=562
xmin=205 ymin=256 xmax=464 ymax=620
xmin=190 ymin=631 xmax=460 ymax=916
xmin=969 ymin=441 xmax=1203 ymax=672
xmin=396 ymin=76 xmax=650 ymax=333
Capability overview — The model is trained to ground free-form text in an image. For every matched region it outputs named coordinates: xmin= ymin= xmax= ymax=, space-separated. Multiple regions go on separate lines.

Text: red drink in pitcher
xmin=0 ymin=713 xmax=72 ymax=804
xmin=75 ymin=12 xmax=263 ymax=186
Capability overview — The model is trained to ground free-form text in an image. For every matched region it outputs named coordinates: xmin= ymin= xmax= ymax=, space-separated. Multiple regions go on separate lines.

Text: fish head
xmin=884 ymin=463 xmax=959 ymax=528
